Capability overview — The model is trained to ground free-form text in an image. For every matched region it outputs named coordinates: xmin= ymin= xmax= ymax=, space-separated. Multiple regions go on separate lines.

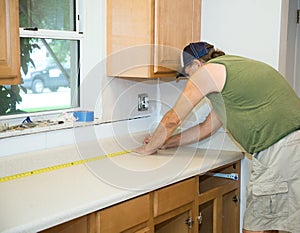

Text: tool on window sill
xmin=22 ymin=116 xmax=33 ymax=124
xmin=206 ymin=172 xmax=239 ymax=181
xmin=20 ymin=116 xmax=36 ymax=128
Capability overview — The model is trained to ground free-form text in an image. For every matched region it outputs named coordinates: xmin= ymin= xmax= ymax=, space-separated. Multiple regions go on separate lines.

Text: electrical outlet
xmin=138 ymin=93 xmax=149 ymax=111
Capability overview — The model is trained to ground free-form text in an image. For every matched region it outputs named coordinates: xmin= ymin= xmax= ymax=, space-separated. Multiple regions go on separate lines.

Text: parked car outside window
xmin=22 ymin=66 xmax=70 ymax=94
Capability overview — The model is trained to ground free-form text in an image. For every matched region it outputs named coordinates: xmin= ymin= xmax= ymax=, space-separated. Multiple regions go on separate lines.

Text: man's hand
xmin=142 ymin=134 xmax=178 ymax=150
xmin=132 ymin=145 xmax=157 ymax=155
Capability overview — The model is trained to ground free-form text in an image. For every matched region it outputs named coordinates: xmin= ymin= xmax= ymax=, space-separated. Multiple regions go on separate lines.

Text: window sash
xmin=17 ymin=0 xmax=83 ymax=115
xmin=20 ymin=29 xmax=83 ymax=40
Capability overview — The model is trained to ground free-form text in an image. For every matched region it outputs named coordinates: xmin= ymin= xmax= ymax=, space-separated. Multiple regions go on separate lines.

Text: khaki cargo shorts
xmin=243 ymin=130 xmax=300 ymax=233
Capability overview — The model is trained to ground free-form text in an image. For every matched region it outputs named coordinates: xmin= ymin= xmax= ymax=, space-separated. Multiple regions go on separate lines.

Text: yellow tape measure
xmin=0 ymin=150 xmax=131 ymax=183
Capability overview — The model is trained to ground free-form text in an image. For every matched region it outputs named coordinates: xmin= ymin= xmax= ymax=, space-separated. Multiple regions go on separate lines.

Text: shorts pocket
xmin=253 ymin=181 xmax=289 ymax=218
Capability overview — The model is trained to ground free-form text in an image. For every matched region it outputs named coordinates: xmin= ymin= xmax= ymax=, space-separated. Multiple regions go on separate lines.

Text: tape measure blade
xmin=0 ymin=150 xmax=131 ymax=183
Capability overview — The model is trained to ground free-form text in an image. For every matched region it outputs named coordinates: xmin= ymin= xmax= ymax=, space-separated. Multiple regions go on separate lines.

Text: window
xmin=0 ymin=0 xmax=81 ymax=116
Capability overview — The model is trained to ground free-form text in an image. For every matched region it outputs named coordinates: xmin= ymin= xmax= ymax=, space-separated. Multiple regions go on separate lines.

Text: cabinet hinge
xmin=198 ymin=212 xmax=203 ymax=225
xmin=185 ymin=217 xmax=194 ymax=229
xmin=297 ymin=9 xmax=300 ymax=24
xmin=232 ymin=194 xmax=239 ymax=204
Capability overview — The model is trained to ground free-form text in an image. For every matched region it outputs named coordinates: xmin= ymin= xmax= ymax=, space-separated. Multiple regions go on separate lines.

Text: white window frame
xmin=3 ymin=1 xmax=83 ymax=117
xmin=0 ymin=0 xmax=84 ymax=134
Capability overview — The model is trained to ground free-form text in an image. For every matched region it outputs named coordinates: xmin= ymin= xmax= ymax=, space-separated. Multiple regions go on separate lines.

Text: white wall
xmin=201 ymin=0 xmax=282 ymax=68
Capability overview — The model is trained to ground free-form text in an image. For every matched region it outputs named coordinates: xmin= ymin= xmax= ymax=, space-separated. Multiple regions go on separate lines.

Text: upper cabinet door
xmin=154 ymin=0 xmax=201 ymax=74
xmin=107 ymin=0 xmax=201 ymax=78
xmin=0 ymin=0 xmax=21 ymax=85
xmin=107 ymin=0 xmax=154 ymax=78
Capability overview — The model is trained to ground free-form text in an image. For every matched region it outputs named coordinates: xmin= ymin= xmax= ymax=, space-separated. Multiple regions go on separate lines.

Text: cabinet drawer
xmin=98 ymin=194 xmax=150 ymax=232
xmin=153 ymin=178 xmax=196 ymax=217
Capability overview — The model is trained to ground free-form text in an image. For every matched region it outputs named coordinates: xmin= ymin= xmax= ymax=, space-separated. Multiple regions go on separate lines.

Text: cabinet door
xmin=107 ymin=0 xmax=154 ymax=78
xmin=154 ymin=0 xmax=201 ymax=74
xmin=0 ymin=0 xmax=21 ymax=85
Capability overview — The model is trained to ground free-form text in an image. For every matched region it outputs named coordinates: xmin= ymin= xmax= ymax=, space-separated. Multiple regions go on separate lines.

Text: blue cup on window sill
xmin=73 ymin=111 xmax=94 ymax=122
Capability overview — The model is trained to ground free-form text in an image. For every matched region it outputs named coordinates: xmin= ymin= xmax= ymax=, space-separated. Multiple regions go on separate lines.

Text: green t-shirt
xmin=206 ymin=55 xmax=300 ymax=153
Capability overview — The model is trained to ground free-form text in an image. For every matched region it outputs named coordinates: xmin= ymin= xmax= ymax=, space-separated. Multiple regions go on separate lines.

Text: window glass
xmin=0 ymin=0 xmax=80 ymax=116
xmin=19 ymin=38 xmax=79 ymax=112
xmin=19 ymin=0 xmax=76 ymax=31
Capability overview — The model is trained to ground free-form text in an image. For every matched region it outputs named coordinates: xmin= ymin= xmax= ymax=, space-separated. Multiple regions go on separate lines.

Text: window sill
xmin=0 ymin=118 xmax=100 ymax=139
xmin=0 ymin=114 xmax=151 ymax=140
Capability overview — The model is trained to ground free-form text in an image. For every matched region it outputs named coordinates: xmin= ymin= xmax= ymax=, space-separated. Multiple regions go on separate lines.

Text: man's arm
xmin=133 ymin=66 xmax=221 ymax=155
xmin=161 ymin=110 xmax=223 ymax=149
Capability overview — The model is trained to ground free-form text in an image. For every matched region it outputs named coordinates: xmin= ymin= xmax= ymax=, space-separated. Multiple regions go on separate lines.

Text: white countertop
xmin=0 ymin=133 xmax=243 ymax=233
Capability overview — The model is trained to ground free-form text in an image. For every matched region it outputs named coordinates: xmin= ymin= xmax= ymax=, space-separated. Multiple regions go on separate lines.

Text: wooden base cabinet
xmin=40 ymin=161 xmax=241 ymax=233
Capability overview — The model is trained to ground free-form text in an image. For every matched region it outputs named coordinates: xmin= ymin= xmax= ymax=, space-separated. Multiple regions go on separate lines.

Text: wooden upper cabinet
xmin=0 ymin=0 xmax=21 ymax=85
xmin=107 ymin=0 xmax=201 ymax=78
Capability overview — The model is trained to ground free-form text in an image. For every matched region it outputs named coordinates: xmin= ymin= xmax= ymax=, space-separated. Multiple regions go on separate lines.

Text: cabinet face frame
xmin=0 ymin=0 xmax=21 ymax=85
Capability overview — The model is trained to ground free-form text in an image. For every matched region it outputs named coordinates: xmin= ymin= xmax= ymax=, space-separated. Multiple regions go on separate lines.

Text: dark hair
xmin=198 ymin=43 xmax=225 ymax=62
xmin=177 ymin=42 xmax=226 ymax=78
